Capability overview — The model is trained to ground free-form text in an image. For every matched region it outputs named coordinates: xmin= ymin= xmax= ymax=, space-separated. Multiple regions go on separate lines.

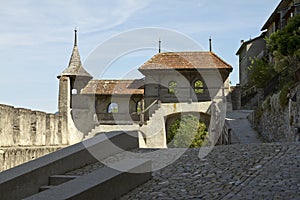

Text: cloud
xmin=0 ymin=0 xmax=151 ymax=47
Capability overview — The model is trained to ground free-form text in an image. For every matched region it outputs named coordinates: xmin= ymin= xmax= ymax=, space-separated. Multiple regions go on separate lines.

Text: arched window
xmin=168 ymin=81 xmax=177 ymax=94
xmin=107 ymin=103 xmax=118 ymax=113
xmin=136 ymin=100 xmax=142 ymax=113
xmin=194 ymin=80 xmax=204 ymax=94
xmin=72 ymin=89 xmax=78 ymax=95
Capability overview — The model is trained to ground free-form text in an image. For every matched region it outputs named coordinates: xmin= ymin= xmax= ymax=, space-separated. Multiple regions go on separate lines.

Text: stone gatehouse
xmin=57 ymin=30 xmax=233 ymax=148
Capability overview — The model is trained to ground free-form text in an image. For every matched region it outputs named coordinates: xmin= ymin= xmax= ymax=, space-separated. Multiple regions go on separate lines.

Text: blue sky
xmin=0 ymin=0 xmax=279 ymax=113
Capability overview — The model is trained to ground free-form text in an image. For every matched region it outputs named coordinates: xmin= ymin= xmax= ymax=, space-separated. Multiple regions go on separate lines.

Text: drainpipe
xmin=288 ymin=98 xmax=292 ymax=142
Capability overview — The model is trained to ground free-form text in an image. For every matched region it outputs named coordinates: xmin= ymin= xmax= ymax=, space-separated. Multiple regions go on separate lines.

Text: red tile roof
xmin=81 ymin=79 xmax=144 ymax=95
xmin=139 ymin=52 xmax=232 ymax=72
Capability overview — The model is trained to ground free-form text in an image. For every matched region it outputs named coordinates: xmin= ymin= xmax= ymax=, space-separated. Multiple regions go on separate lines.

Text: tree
xmin=267 ymin=14 xmax=300 ymax=74
xmin=248 ymin=58 xmax=276 ymax=88
xmin=167 ymin=114 xmax=208 ymax=148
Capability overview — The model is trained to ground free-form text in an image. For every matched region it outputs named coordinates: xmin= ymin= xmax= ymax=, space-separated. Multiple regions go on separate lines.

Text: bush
xmin=167 ymin=114 xmax=208 ymax=148
xmin=279 ymin=83 xmax=291 ymax=109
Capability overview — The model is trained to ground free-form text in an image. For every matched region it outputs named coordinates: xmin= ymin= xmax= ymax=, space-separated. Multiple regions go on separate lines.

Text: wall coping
xmin=0 ymin=131 xmax=138 ymax=200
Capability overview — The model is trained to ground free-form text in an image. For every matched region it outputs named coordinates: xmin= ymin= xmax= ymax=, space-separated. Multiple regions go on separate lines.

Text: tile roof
xmin=138 ymin=52 xmax=232 ymax=72
xmin=81 ymin=79 xmax=144 ymax=95
xmin=261 ymin=0 xmax=292 ymax=31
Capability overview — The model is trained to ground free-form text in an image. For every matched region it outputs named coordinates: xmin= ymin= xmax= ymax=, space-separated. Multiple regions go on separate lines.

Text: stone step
xmin=49 ymin=175 xmax=80 ymax=186
xmin=0 ymin=132 xmax=139 ymax=200
xmin=39 ymin=186 xmax=54 ymax=192
xmin=24 ymin=159 xmax=152 ymax=200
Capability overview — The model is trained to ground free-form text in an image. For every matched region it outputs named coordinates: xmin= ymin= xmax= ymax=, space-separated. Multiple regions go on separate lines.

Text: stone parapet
xmin=0 ymin=104 xmax=68 ymax=147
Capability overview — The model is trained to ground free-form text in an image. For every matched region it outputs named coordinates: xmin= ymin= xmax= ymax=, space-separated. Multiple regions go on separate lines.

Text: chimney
xmin=158 ymin=39 xmax=161 ymax=53
xmin=209 ymin=37 xmax=212 ymax=52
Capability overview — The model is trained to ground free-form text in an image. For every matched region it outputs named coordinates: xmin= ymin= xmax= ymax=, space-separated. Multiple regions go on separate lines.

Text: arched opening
xmin=136 ymin=100 xmax=142 ymax=114
xmin=194 ymin=80 xmax=204 ymax=94
xmin=166 ymin=112 xmax=210 ymax=148
xmin=107 ymin=102 xmax=119 ymax=113
xmin=168 ymin=81 xmax=177 ymax=94
xmin=72 ymin=89 xmax=78 ymax=95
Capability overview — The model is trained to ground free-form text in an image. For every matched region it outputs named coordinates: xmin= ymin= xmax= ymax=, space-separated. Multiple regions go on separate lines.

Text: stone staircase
xmin=139 ymin=105 xmax=167 ymax=148
xmin=39 ymin=175 xmax=80 ymax=192
xmin=26 ymin=159 xmax=151 ymax=200
xmin=0 ymin=132 xmax=151 ymax=200
xmin=139 ymin=102 xmax=213 ymax=148
xmin=84 ymin=123 xmax=140 ymax=140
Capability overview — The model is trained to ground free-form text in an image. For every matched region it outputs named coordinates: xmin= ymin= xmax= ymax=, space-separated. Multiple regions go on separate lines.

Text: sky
xmin=0 ymin=0 xmax=280 ymax=113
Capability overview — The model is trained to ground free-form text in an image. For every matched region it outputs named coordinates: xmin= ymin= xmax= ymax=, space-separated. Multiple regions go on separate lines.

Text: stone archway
xmin=165 ymin=112 xmax=211 ymax=145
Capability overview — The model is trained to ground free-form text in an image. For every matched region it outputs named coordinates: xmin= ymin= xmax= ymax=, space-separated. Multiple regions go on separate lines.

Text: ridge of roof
xmin=236 ymin=33 xmax=267 ymax=55
xmin=261 ymin=0 xmax=292 ymax=31
xmin=138 ymin=51 xmax=232 ymax=72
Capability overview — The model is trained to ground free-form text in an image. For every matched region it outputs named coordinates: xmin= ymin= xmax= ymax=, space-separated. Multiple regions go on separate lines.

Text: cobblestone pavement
xmin=226 ymin=110 xmax=264 ymax=144
xmin=64 ymin=143 xmax=300 ymax=199
xmin=118 ymin=143 xmax=300 ymax=200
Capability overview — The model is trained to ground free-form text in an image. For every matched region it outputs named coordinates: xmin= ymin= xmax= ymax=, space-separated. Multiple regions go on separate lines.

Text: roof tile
xmin=139 ymin=51 xmax=232 ymax=71
xmin=81 ymin=79 xmax=144 ymax=95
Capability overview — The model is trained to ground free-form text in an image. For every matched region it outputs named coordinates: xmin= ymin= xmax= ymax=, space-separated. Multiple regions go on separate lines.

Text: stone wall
xmin=256 ymin=83 xmax=300 ymax=142
xmin=0 ymin=146 xmax=63 ymax=172
xmin=0 ymin=104 xmax=69 ymax=172
xmin=0 ymin=104 xmax=68 ymax=147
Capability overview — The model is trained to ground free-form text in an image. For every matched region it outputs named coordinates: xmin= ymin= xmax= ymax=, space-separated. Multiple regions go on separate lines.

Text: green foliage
xmin=267 ymin=14 xmax=300 ymax=56
xmin=168 ymin=81 xmax=177 ymax=94
xmin=267 ymin=14 xmax=300 ymax=73
xmin=279 ymin=83 xmax=292 ymax=108
xmin=248 ymin=58 xmax=276 ymax=88
xmin=167 ymin=114 xmax=208 ymax=148
xmin=194 ymin=80 xmax=204 ymax=94
xmin=254 ymin=107 xmax=263 ymax=126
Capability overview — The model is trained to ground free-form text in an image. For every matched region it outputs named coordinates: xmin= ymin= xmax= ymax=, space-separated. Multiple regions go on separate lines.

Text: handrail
xmin=142 ymin=99 xmax=159 ymax=114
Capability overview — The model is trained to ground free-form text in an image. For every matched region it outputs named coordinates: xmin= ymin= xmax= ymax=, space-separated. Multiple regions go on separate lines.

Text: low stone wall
xmin=256 ymin=83 xmax=300 ymax=142
xmin=0 ymin=146 xmax=64 ymax=172
xmin=0 ymin=104 xmax=68 ymax=147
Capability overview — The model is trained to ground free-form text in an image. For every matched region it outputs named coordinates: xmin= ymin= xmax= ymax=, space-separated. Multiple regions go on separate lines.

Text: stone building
xmin=262 ymin=0 xmax=300 ymax=37
xmin=236 ymin=33 xmax=266 ymax=87
xmin=57 ymin=30 xmax=233 ymax=147
xmin=236 ymin=0 xmax=300 ymax=87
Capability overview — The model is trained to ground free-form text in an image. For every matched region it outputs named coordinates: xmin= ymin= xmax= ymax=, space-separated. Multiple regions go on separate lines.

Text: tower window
xmin=108 ymin=103 xmax=119 ymax=113
xmin=72 ymin=89 xmax=78 ymax=95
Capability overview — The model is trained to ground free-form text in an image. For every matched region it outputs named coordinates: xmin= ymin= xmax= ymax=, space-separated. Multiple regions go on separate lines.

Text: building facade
xmin=236 ymin=0 xmax=300 ymax=87
xmin=57 ymin=30 xmax=233 ymax=147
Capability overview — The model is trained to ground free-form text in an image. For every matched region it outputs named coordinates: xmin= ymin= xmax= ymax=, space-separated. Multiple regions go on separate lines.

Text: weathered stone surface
xmin=0 ymin=104 xmax=70 ymax=172
xmin=117 ymin=143 xmax=300 ymax=199
xmin=0 ymin=146 xmax=63 ymax=172
xmin=0 ymin=104 xmax=67 ymax=147
xmin=257 ymin=84 xmax=300 ymax=143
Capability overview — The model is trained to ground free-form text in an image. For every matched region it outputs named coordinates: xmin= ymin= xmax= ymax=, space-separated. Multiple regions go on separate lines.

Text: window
xmin=168 ymin=81 xmax=177 ymax=94
xmin=137 ymin=101 xmax=142 ymax=113
xmin=194 ymin=80 xmax=204 ymax=94
xmin=72 ymin=89 xmax=78 ymax=95
xmin=107 ymin=103 xmax=118 ymax=113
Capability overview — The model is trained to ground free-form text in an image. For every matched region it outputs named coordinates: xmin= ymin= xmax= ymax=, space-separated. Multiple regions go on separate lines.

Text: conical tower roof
xmin=57 ymin=29 xmax=92 ymax=79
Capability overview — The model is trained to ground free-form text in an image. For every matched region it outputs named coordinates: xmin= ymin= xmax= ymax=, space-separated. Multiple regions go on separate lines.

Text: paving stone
xmin=118 ymin=143 xmax=300 ymax=199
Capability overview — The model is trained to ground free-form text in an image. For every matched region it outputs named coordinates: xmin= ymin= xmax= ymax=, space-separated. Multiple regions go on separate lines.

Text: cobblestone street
xmin=117 ymin=143 xmax=300 ymax=200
